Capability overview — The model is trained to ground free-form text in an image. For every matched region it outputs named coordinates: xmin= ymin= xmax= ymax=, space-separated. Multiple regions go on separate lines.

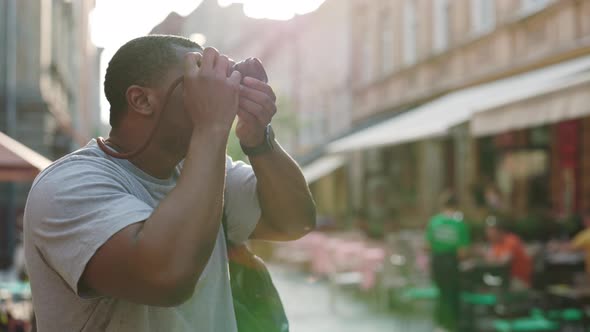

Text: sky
xmin=90 ymin=0 xmax=325 ymax=123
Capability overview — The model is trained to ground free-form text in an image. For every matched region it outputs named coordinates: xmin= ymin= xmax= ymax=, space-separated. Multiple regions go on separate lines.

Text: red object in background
xmin=555 ymin=120 xmax=581 ymax=215
xmin=557 ymin=120 xmax=579 ymax=168
xmin=494 ymin=132 xmax=518 ymax=149
xmin=494 ymin=130 xmax=528 ymax=150
xmin=490 ymin=233 xmax=533 ymax=285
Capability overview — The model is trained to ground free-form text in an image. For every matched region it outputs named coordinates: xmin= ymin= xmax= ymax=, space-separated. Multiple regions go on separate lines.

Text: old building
xmin=327 ymin=0 xmax=590 ymax=231
xmin=0 ymin=0 xmax=101 ymax=269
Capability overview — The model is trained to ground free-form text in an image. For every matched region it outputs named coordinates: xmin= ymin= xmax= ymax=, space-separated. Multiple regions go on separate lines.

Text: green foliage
xmin=227 ymin=123 xmax=247 ymax=162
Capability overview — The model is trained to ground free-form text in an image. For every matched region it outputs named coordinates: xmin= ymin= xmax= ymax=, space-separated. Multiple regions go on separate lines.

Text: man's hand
xmin=236 ymin=77 xmax=277 ymax=147
xmin=183 ymin=48 xmax=242 ymax=133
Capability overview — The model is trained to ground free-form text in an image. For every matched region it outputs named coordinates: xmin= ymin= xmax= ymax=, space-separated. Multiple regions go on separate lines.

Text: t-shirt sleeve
xmin=25 ymin=159 xmax=153 ymax=296
xmin=224 ymin=156 xmax=261 ymax=244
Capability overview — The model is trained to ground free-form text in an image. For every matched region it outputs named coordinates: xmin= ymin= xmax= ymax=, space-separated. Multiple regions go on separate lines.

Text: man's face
xmin=153 ymin=46 xmax=202 ymax=156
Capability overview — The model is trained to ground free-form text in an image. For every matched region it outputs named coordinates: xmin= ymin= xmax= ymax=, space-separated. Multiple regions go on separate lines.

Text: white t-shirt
xmin=23 ymin=140 xmax=261 ymax=332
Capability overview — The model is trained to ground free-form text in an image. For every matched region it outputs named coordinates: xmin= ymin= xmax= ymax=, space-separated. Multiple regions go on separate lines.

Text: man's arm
xmin=82 ymin=49 xmax=242 ymax=306
xmin=235 ymin=77 xmax=316 ymax=241
xmin=249 ymin=143 xmax=316 ymax=241
xmin=82 ymin=129 xmax=228 ymax=306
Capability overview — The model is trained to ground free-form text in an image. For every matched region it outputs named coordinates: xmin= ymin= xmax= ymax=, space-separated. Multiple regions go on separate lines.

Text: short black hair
xmin=104 ymin=35 xmax=202 ymax=127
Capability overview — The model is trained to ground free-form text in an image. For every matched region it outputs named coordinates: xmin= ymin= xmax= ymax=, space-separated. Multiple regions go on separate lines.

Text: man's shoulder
xmin=31 ymin=142 xmax=125 ymax=191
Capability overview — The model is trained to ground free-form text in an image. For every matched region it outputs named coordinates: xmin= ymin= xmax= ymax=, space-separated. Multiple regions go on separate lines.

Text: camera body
xmin=232 ymin=58 xmax=268 ymax=84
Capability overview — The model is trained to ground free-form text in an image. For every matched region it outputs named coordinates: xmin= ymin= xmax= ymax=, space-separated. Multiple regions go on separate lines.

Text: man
xmin=485 ymin=217 xmax=532 ymax=288
xmin=426 ymin=192 xmax=470 ymax=332
xmin=23 ymin=35 xmax=316 ymax=331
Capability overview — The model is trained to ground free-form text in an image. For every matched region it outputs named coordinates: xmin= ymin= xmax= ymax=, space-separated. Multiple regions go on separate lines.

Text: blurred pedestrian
xmin=425 ymin=191 xmax=470 ymax=332
xmin=485 ymin=217 xmax=532 ymax=289
xmin=23 ymin=35 xmax=315 ymax=331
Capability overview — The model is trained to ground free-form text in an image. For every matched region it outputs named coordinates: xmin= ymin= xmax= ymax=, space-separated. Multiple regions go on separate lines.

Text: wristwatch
xmin=241 ymin=125 xmax=275 ymax=157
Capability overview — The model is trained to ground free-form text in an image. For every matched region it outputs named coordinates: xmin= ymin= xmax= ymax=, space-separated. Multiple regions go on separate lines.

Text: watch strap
xmin=240 ymin=125 xmax=274 ymax=157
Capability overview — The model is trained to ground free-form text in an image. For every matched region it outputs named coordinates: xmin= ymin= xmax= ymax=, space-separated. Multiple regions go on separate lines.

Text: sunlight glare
xmin=91 ymin=0 xmax=325 ymax=123
xmin=218 ymin=0 xmax=325 ymax=20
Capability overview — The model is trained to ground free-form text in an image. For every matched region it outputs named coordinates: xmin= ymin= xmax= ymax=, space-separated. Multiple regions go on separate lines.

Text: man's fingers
xmin=239 ymin=85 xmax=277 ymax=115
xmin=237 ymin=108 xmax=261 ymax=128
xmin=239 ymin=98 xmax=271 ymax=124
xmin=201 ymin=47 xmax=219 ymax=72
xmin=215 ymin=55 xmax=230 ymax=77
xmin=229 ymin=70 xmax=242 ymax=87
xmin=184 ymin=52 xmax=201 ymax=77
xmin=227 ymin=58 xmax=237 ymax=77
xmin=243 ymin=77 xmax=276 ymax=102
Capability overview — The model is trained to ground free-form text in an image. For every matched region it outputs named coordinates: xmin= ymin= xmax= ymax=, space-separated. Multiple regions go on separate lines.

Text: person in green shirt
xmin=426 ymin=192 xmax=470 ymax=332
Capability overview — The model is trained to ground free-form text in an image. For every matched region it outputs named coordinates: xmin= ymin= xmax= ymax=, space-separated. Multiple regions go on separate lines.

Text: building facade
xmin=338 ymin=0 xmax=590 ymax=232
xmin=0 ymin=0 xmax=101 ymax=269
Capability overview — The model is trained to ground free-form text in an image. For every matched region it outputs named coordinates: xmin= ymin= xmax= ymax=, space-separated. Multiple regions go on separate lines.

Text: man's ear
xmin=126 ymin=85 xmax=155 ymax=117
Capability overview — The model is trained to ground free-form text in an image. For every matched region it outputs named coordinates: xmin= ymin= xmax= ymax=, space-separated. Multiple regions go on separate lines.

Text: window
xmin=361 ymin=32 xmax=373 ymax=83
xmin=381 ymin=10 xmax=395 ymax=74
xmin=522 ymin=0 xmax=550 ymax=14
xmin=359 ymin=8 xmax=374 ymax=84
xmin=471 ymin=0 xmax=495 ymax=35
xmin=403 ymin=0 xmax=417 ymax=65
xmin=433 ymin=0 xmax=450 ymax=52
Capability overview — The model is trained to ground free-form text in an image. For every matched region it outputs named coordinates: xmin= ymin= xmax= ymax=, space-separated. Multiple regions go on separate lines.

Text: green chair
xmin=547 ymin=308 xmax=585 ymax=330
xmin=493 ymin=317 xmax=560 ymax=331
xmin=461 ymin=292 xmax=497 ymax=306
xmin=399 ymin=286 xmax=439 ymax=301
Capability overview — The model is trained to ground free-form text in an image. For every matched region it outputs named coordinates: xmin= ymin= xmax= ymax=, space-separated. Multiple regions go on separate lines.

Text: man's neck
xmin=107 ymin=133 xmax=182 ymax=180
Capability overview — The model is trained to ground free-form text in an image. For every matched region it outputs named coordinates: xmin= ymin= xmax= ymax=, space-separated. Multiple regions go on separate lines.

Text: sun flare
xmin=91 ymin=0 xmax=325 ymax=123
xmin=219 ymin=0 xmax=325 ymax=20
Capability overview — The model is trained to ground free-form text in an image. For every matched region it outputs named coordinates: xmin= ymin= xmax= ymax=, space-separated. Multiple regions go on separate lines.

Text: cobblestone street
xmin=269 ymin=265 xmax=435 ymax=332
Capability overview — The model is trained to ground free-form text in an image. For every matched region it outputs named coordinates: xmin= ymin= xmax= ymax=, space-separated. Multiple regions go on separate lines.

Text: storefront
xmin=474 ymin=128 xmax=551 ymax=227
xmin=321 ymin=53 xmax=590 ymax=237
xmin=301 ymin=155 xmax=348 ymax=228
xmin=471 ymin=60 xmax=590 ymax=240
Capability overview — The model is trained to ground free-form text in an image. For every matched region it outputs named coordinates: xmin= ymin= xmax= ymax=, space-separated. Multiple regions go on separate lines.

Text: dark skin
xmin=81 ymin=46 xmax=316 ymax=306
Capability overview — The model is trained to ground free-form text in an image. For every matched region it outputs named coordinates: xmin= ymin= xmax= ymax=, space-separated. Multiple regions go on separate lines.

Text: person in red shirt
xmin=485 ymin=217 xmax=532 ymax=288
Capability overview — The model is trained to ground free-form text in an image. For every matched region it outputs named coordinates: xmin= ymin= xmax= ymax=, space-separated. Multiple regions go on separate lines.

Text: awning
xmin=327 ymin=54 xmax=590 ymax=153
xmin=302 ymin=155 xmax=345 ymax=184
xmin=0 ymin=131 xmax=52 ymax=182
xmin=471 ymin=69 xmax=590 ymax=136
